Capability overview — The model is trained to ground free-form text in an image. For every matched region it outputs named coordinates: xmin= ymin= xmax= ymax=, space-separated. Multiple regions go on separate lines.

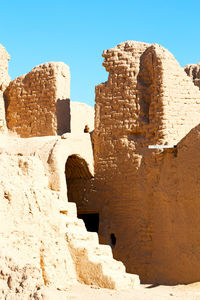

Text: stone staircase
xmin=59 ymin=202 xmax=140 ymax=289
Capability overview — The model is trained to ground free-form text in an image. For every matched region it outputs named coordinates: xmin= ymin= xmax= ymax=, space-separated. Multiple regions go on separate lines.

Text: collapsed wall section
xmin=0 ymin=153 xmax=77 ymax=296
xmin=4 ymin=62 xmax=70 ymax=137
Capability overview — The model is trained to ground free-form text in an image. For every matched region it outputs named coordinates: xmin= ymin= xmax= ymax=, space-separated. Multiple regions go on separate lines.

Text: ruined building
xmin=89 ymin=41 xmax=200 ymax=284
xmin=1 ymin=40 xmax=200 ymax=297
xmin=0 ymin=45 xmax=139 ymax=298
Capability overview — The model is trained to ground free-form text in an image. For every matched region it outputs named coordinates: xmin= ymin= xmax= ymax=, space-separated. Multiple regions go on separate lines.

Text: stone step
xmin=91 ymin=255 xmax=126 ymax=273
xmin=100 ymin=271 xmax=140 ymax=289
xmin=65 ymin=216 xmax=85 ymax=227
xmin=65 ymin=227 xmax=99 ymax=244
xmin=125 ymin=273 xmax=140 ymax=287
xmin=63 ymin=201 xmax=140 ymax=290
xmin=57 ymin=214 xmax=85 ymax=230
xmin=70 ymin=240 xmax=112 ymax=257
xmin=92 ymin=244 xmax=113 ymax=257
xmin=69 ymin=239 xmax=98 ymax=251
xmin=72 ymin=249 xmax=140 ymax=289
xmin=59 ymin=202 xmax=77 ymax=218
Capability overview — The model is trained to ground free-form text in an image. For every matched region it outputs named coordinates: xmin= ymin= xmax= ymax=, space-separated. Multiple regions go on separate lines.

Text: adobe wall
xmin=4 ymin=62 xmax=70 ymax=137
xmin=145 ymin=126 xmax=200 ymax=284
xmin=0 ymin=44 xmax=10 ymax=132
xmin=91 ymin=41 xmax=200 ymax=284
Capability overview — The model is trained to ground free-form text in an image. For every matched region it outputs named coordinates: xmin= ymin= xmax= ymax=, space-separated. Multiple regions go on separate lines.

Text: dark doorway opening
xmin=110 ymin=233 xmax=116 ymax=248
xmin=78 ymin=213 xmax=99 ymax=233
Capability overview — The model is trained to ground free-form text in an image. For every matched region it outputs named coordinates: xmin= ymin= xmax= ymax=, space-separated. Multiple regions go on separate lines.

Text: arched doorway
xmin=65 ymin=154 xmax=99 ymax=232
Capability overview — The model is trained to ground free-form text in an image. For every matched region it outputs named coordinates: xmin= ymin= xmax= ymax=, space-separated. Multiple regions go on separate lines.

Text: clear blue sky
xmin=1 ymin=0 xmax=200 ymax=107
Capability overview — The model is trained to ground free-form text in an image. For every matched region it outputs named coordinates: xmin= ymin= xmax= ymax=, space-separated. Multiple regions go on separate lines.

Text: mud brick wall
xmin=91 ymin=41 xmax=200 ymax=283
xmin=4 ymin=62 xmax=70 ymax=137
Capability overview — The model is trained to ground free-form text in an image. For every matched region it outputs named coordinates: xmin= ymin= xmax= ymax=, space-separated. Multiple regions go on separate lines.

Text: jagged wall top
xmin=0 ymin=44 xmax=10 ymax=92
xmin=0 ymin=44 xmax=10 ymax=132
xmin=95 ymin=40 xmax=200 ymax=146
xmin=92 ymin=41 xmax=200 ymax=283
xmin=4 ymin=62 xmax=70 ymax=137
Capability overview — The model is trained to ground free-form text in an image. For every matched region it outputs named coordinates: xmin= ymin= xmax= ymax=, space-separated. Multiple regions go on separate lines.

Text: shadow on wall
xmin=56 ymin=99 xmax=70 ymax=135
xmin=78 ymin=213 xmax=99 ymax=233
xmin=65 ymin=155 xmax=93 ymax=209
xmin=136 ymin=48 xmax=153 ymax=125
xmin=3 ymin=91 xmax=9 ymax=115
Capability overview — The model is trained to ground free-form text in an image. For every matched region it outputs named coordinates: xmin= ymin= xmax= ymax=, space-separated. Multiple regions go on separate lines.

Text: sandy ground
xmin=42 ymin=282 xmax=200 ymax=300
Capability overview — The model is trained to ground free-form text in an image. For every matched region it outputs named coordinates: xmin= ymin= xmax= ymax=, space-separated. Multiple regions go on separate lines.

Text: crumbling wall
xmin=0 ymin=153 xmax=77 ymax=296
xmin=143 ymin=45 xmax=200 ymax=145
xmin=0 ymin=44 xmax=10 ymax=132
xmin=184 ymin=63 xmax=200 ymax=89
xmin=145 ymin=123 xmax=200 ymax=284
xmin=91 ymin=41 xmax=200 ymax=283
xmin=4 ymin=62 xmax=70 ymax=137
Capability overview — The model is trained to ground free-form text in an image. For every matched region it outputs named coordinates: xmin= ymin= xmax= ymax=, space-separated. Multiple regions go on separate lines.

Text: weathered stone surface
xmin=0 ymin=153 xmax=77 ymax=294
xmin=89 ymin=41 xmax=200 ymax=284
xmin=0 ymin=252 xmax=44 ymax=299
xmin=145 ymin=124 xmax=200 ymax=284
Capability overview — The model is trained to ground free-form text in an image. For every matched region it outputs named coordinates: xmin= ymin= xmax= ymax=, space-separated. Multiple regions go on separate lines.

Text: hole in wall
xmin=110 ymin=233 xmax=116 ymax=248
xmin=78 ymin=213 xmax=99 ymax=233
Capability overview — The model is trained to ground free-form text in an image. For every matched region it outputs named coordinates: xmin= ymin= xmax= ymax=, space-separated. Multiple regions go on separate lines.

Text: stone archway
xmin=65 ymin=154 xmax=93 ymax=210
xmin=65 ymin=154 xmax=99 ymax=232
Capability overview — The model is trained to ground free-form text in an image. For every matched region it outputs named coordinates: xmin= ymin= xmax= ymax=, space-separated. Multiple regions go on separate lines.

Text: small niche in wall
xmin=110 ymin=233 xmax=116 ymax=248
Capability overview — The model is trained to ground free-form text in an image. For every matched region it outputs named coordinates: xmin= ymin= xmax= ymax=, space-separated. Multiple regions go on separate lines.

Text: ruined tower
xmin=92 ymin=41 xmax=200 ymax=283
xmin=4 ymin=62 xmax=70 ymax=137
